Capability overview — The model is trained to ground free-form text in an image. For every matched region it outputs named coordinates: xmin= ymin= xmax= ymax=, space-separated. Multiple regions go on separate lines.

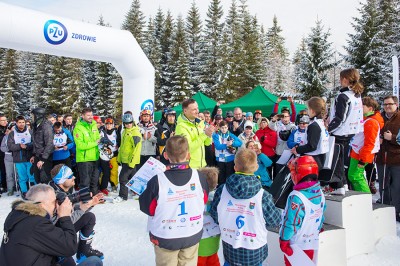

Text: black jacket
xmin=7 ymin=128 xmax=33 ymax=163
xmin=32 ymin=120 xmax=54 ymax=160
xmin=0 ymin=200 xmax=77 ymax=266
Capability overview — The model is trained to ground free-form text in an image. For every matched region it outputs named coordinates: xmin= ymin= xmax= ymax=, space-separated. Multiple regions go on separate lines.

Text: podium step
xmin=372 ymin=203 xmax=396 ymax=243
xmin=266 ymin=224 xmax=347 ymax=266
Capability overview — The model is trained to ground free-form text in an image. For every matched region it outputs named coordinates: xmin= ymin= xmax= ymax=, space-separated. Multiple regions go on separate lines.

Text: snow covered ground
xmin=1 ymin=191 xmax=400 ymax=266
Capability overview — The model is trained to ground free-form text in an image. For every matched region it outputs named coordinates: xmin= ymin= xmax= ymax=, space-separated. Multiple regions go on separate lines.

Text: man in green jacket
xmin=73 ymin=108 xmax=101 ymax=195
xmin=113 ymin=113 xmax=142 ymax=203
xmin=175 ymin=99 xmax=214 ymax=169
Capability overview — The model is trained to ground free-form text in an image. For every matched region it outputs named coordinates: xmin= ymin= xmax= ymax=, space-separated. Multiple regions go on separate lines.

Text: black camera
xmin=56 ymin=187 xmax=92 ymax=205
xmin=281 ymin=96 xmax=288 ymax=101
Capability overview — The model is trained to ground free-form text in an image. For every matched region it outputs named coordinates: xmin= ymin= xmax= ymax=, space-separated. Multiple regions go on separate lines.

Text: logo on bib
xmin=291 ymin=202 xmax=298 ymax=210
xmin=168 ymin=188 xmax=174 ymax=195
xmin=249 ymin=202 xmax=255 ymax=209
xmin=227 ymin=200 xmax=233 ymax=206
xmin=190 ymin=183 xmax=196 ymax=191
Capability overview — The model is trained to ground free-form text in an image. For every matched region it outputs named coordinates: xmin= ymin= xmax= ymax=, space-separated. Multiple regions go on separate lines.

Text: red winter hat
xmin=93 ymin=116 xmax=102 ymax=123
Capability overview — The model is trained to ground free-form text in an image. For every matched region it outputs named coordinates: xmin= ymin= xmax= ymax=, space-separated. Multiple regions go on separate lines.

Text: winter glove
xmin=260 ymin=136 xmax=265 ymax=143
xmin=279 ymin=239 xmax=293 ymax=256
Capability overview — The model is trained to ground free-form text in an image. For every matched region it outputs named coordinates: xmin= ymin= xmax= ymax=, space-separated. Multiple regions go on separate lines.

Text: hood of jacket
xmin=225 ymin=173 xmax=262 ymax=200
xmin=4 ymin=200 xmax=48 ymax=233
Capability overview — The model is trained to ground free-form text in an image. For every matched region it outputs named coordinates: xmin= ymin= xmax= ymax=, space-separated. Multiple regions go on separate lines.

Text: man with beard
xmin=74 ymin=108 xmax=101 ymax=195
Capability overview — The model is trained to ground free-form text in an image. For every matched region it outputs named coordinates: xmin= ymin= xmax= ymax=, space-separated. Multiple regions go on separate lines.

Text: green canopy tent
xmin=153 ymin=92 xmax=217 ymax=122
xmin=219 ymin=85 xmax=306 ymax=118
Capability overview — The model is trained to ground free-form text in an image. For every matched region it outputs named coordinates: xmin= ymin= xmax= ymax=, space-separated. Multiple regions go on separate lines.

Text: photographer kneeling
xmin=49 ymin=164 xmax=104 ymax=265
xmin=0 ymin=184 xmax=102 ymax=266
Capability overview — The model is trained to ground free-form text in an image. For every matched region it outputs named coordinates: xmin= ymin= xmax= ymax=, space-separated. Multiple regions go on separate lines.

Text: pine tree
xmin=143 ymin=17 xmax=162 ymax=108
xmin=219 ymin=0 xmax=243 ymax=99
xmin=185 ymin=2 xmax=205 ymax=93
xmin=81 ymin=59 xmax=98 ymax=110
xmin=62 ymin=58 xmax=83 ymax=114
xmin=203 ymin=0 xmax=224 ymax=99
xmin=121 ymin=0 xmax=146 ymax=47
xmin=34 ymin=54 xmax=52 ymax=109
xmin=16 ymin=51 xmax=36 ymax=116
xmin=159 ymin=11 xmax=175 ymax=107
xmin=264 ymin=15 xmax=291 ymax=95
xmin=297 ymin=20 xmax=335 ymax=100
xmin=46 ymin=56 xmax=68 ymax=114
xmin=169 ymin=15 xmax=191 ymax=106
xmin=374 ymin=0 xmax=400 ymax=93
xmin=0 ymin=49 xmax=18 ymax=119
xmin=345 ymin=0 xmax=384 ymax=96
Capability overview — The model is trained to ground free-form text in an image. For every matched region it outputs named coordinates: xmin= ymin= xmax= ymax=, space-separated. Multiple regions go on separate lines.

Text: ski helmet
xmin=99 ymin=145 xmax=113 ymax=161
xmin=288 ymin=155 xmax=319 ymax=185
xmin=165 ymin=108 xmax=176 ymax=116
xmin=122 ymin=113 xmax=133 ymax=123
xmin=140 ymin=109 xmax=152 ymax=116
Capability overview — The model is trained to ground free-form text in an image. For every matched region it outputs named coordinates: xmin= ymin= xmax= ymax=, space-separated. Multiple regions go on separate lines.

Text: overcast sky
xmin=1 ymin=0 xmax=366 ymax=57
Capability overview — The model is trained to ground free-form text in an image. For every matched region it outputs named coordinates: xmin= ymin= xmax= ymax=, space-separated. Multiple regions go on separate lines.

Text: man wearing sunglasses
xmin=73 ymin=108 xmax=101 ymax=195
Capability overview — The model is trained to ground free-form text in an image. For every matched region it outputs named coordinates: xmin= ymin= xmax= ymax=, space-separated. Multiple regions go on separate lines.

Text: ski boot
xmin=76 ymin=231 xmax=104 ymax=263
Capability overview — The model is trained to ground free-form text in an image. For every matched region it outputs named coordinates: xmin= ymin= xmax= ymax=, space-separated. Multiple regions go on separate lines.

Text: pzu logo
xmin=141 ymin=99 xmax=154 ymax=115
xmin=44 ymin=20 xmax=68 ymax=45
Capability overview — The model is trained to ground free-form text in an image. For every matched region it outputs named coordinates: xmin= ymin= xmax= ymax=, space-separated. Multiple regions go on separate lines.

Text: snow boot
xmin=76 ymin=231 xmax=104 ymax=263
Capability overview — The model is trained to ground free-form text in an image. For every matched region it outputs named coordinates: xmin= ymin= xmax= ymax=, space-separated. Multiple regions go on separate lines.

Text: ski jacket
xmin=156 ymin=121 xmax=176 ymax=156
xmin=328 ymin=87 xmax=363 ymax=136
xmin=7 ymin=128 xmax=33 ymax=163
xmin=296 ymin=118 xmax=328 ymax=155
xmin=376 ymin=111 xmax=400 ymax=166
xmin=210 ymin=173 xmax=280 ymax=266
xmin=0 ymin=200 xmax=77 ymax=266
xmin=53 ymin=127 xmax=74 ymax=161
xmin=255 ymin=126 xmax=278 ymax=157
xmin=268 ymin=120 xmax=296 ymax=155
xmin=117 ymin=126 xmax=142 ymax=168
xmin=255 ymin=153 xmax=273 ymax=187
xmin=175 ymin=114 xmax=212 ymax=169
xmin=32 ymin=120 xmax=54 ymax=160
xmin=350 ymin=111 xmax=384 ymax=164
xmin=0 ymin=134 xmax=13 ymax=163
xmin=73 ymin=118 xmax=100 ymax=162
xmin=280 ymin=181 xmax=326 ymax=241
xmin=139 ymin=164 xmax=209 ymax=250
xmin=138 ymin=121 xmax=157 ymax=156
xmin=238 ymin=131 xmax=259 ymax=148
xmin=212 ymin=131 xmax=242 ymax=163
xmin=287 ymin=127 xmax=307 ymax=149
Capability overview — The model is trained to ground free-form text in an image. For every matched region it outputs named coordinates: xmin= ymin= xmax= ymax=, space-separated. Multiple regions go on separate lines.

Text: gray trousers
xmin=377 ymin=164 xmax=400 ymax=216
xmin=4 ymin=159 xmax=14 ymax=191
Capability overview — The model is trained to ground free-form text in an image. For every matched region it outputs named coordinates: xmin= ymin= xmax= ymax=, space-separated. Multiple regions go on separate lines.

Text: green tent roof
xmin=220 ymin=85 xmax=306 ymax=118
xmin=153 ymin=92 xmax=216 ymax=121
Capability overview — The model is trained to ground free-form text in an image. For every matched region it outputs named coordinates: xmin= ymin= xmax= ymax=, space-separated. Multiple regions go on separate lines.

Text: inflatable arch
xmin=0 ymin=2 xmax=155 ymax=120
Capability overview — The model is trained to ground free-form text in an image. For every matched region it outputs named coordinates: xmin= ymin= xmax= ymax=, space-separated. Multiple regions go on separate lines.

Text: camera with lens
xmin=56 ymin=187 xmax=92 ymax=205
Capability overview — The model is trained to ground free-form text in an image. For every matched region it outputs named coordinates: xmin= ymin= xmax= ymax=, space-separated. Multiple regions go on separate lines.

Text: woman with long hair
xmin=327 ymin=68 xmax=364 ymax=195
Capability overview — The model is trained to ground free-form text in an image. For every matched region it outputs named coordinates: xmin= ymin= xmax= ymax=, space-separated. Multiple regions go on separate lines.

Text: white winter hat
xmin=244 ymin=120 xmax=253 ymax=129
